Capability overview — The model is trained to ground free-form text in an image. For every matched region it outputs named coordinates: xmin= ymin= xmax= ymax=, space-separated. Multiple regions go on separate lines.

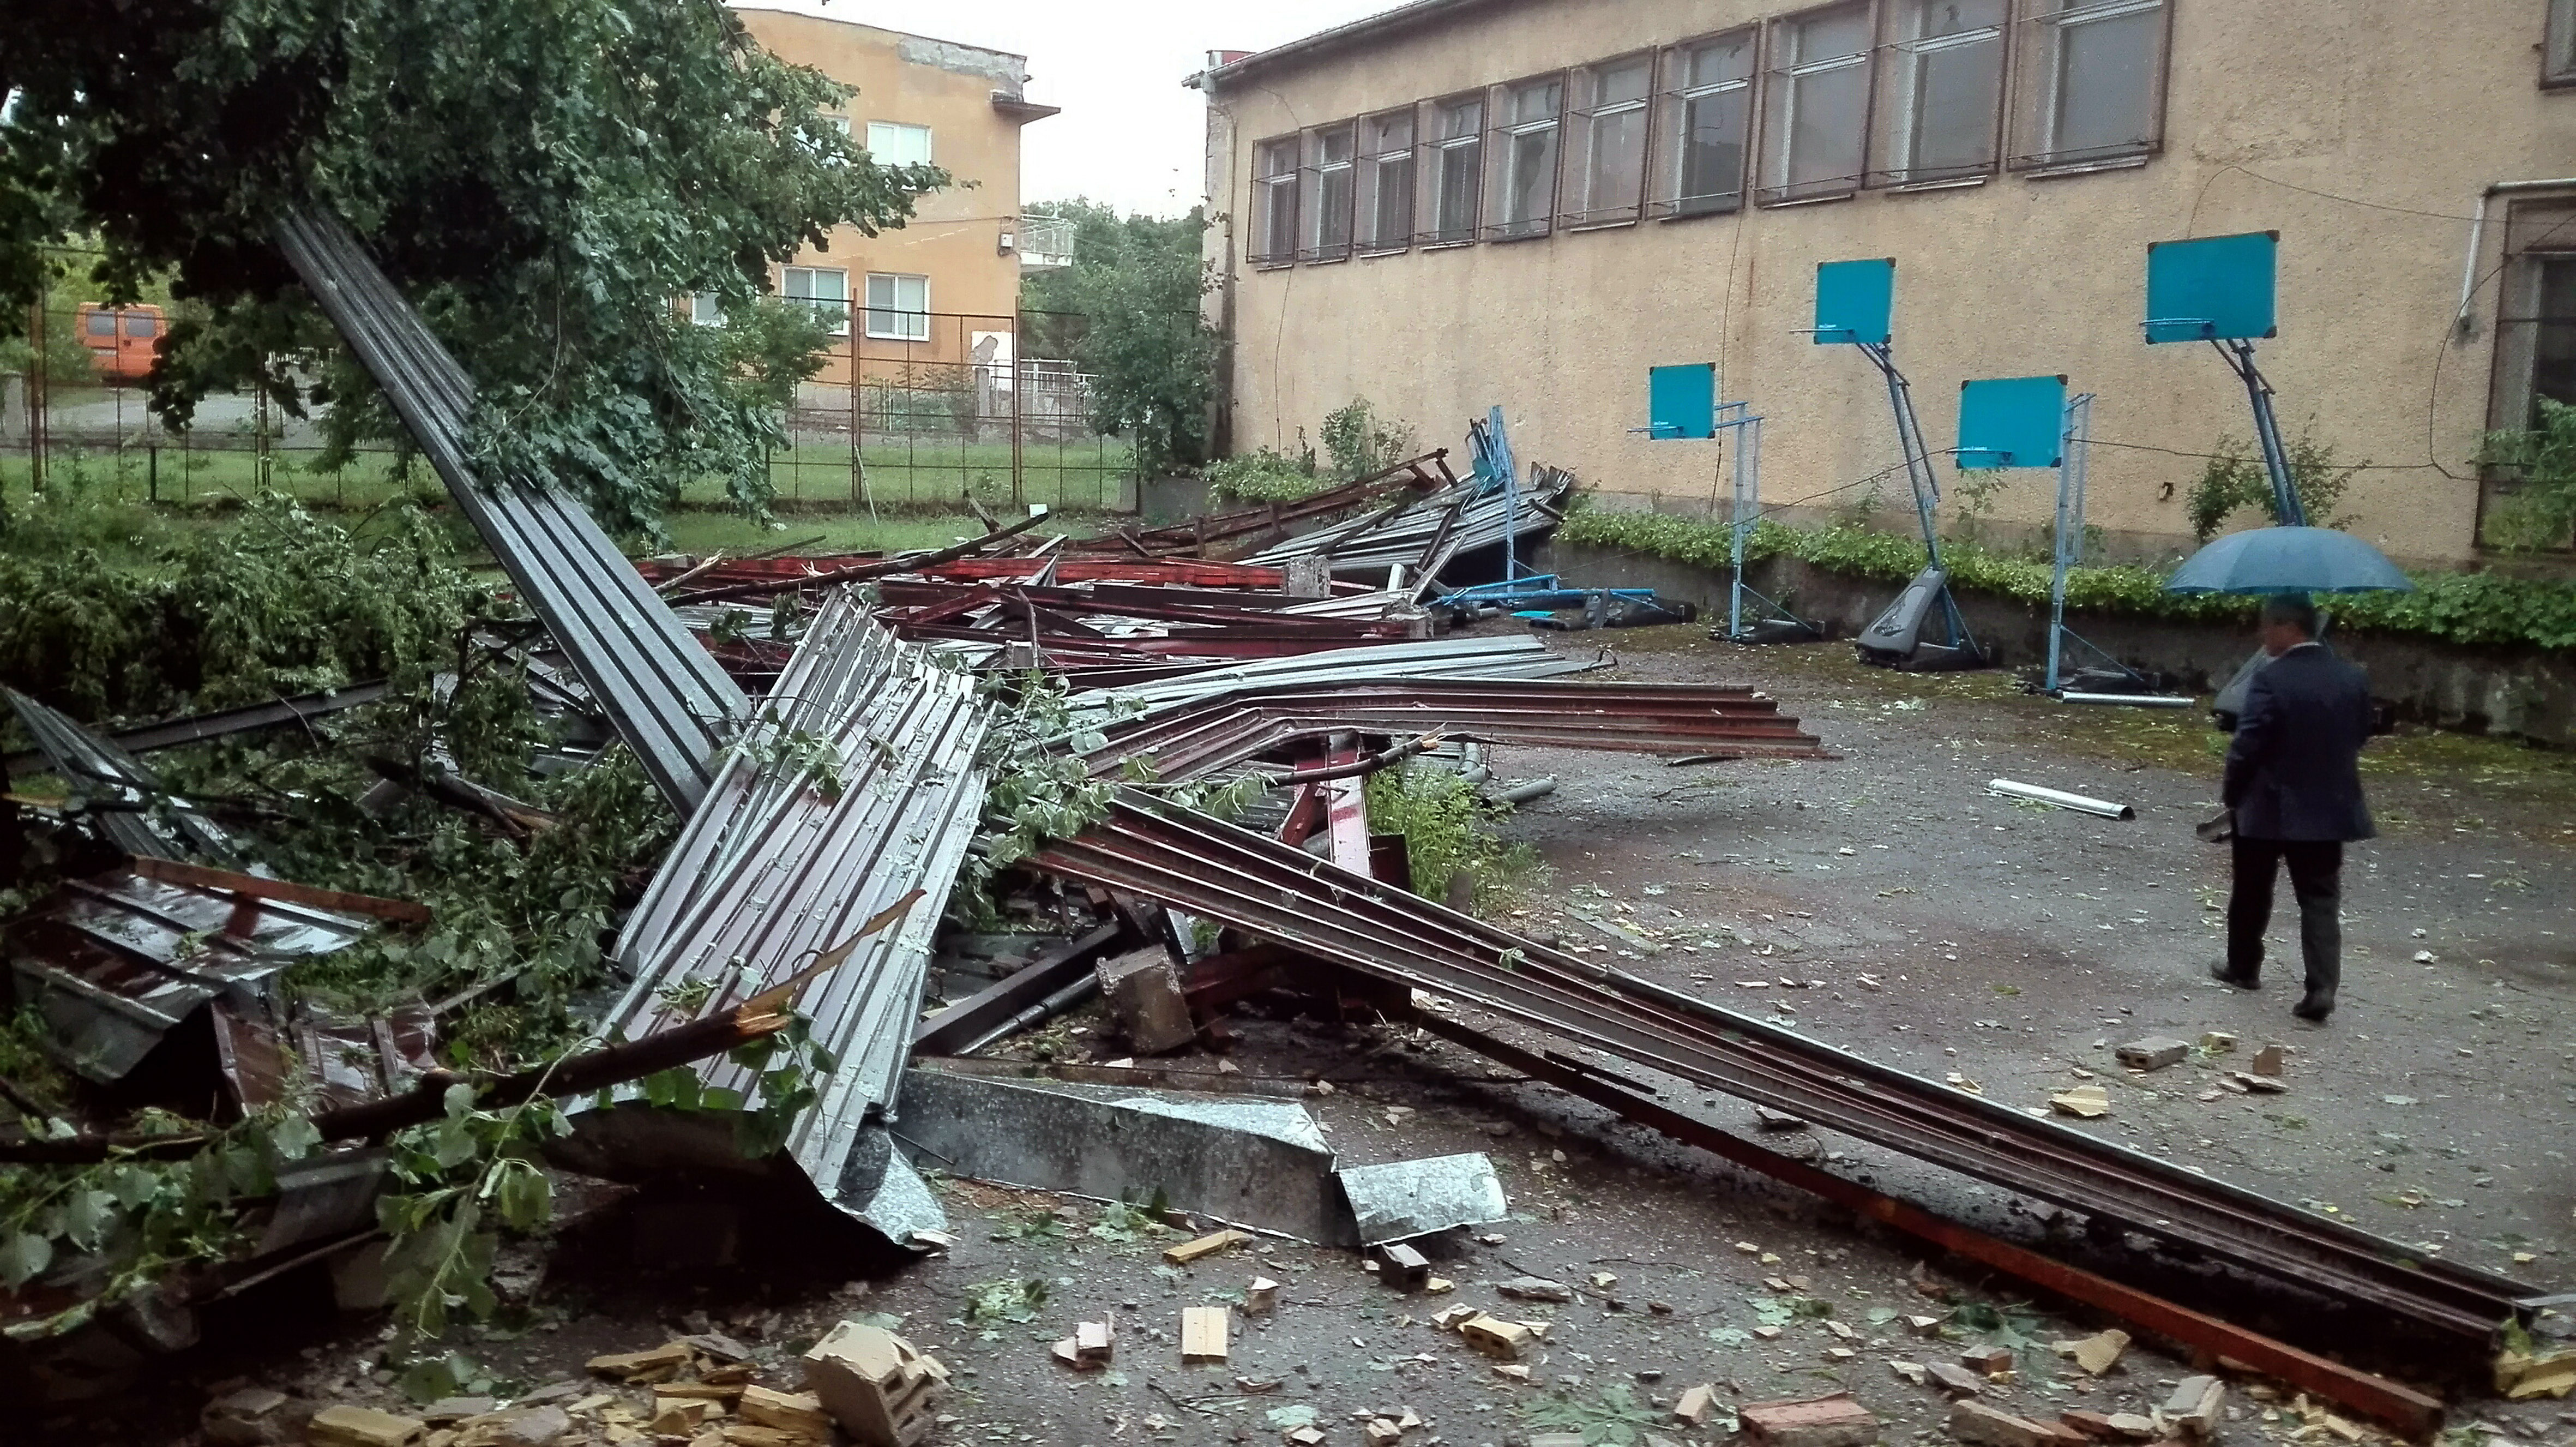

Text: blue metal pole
xmin=2221 ymin=340 xmax=2303 ymax=527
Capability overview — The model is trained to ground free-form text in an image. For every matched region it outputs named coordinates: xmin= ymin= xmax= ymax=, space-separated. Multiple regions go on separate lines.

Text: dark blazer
xmin=2222 ymin=644 xmax=2377 ymax=842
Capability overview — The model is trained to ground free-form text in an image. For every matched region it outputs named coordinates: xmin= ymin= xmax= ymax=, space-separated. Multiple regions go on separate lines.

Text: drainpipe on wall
xmin=2455 ymin=176 xmax=2576 ymax=341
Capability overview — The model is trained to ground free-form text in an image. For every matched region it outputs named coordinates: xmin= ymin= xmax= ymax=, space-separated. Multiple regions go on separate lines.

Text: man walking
xmin=2212 ymin=594 xmax=2377 ymax=1022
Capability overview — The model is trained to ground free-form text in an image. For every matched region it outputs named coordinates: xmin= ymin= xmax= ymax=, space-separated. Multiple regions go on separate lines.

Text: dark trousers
xmin=2227 ymin=836 xmax=2343 ymax=990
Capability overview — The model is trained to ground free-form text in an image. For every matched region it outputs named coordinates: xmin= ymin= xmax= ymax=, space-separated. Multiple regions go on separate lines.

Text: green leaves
xmin=1519 ymin=1384 xmax=1663 ymax=1446
xmin=0 ymin=1233 xmax=53 ymax=1289
xmin=962 ymin=1277 xmax=1049 ymax=1325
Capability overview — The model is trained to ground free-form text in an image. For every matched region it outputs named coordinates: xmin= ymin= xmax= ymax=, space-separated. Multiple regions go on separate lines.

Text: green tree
xmin=2184 ymin=433 xmax=2359 ymax=542
xmin=2477 ymin=397 xmax=2576 ymax=551
xmin=1019 ymin=199 xmax=1215 ymax=478
xmin=1 ymin=0 xmax=944 ymax=532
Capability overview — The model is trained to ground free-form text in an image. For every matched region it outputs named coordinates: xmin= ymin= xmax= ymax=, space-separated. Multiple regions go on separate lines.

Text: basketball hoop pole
xmin=2214 ymin=338 xmax=2303 ymax=526
xmin=1856 ymin=339 xmax=1972 ymax=657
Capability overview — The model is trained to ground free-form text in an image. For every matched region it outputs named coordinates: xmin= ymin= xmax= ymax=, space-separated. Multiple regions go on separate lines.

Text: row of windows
xmin=689 ymin=267 xmax=933 ymax=341
xmin=1245 ymin=0 xmax=2171 ymax=266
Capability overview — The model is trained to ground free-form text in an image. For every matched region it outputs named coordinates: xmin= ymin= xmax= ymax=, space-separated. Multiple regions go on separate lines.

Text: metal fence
xmin=2 ymin=301 xmax=1136 ymax=516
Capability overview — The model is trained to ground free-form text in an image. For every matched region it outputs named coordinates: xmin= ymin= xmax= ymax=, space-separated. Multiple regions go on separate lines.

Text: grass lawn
xmin=2 ymin=435 xmax=1134 ymax=515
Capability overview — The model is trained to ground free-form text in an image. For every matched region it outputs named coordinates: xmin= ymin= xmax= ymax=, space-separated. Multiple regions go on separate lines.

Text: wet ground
xmin=35 ymin=628 xmax=2576 ymax=1447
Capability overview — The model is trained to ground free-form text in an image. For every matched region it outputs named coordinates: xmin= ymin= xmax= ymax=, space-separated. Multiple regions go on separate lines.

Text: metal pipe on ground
xmin=2058 ymin=693 xmax=2194 ymax=709
xmin=1989 ymin=778 xmax=2136 ymax=819
xmin=1495 ymin=777 xmax=1557 ymax=806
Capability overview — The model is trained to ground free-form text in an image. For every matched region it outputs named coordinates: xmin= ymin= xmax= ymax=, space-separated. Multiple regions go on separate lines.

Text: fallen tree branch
xmin=0 ymin=889 xmax=924 ymax=1166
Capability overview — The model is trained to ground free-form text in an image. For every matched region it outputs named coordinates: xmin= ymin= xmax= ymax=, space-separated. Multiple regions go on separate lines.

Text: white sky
xmin=734 ymin=1 xmax=1403 ymax=218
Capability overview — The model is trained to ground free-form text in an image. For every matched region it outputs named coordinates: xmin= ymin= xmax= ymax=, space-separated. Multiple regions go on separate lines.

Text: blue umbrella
xmin=2163 ymin=526 xmax=2415 ymax=596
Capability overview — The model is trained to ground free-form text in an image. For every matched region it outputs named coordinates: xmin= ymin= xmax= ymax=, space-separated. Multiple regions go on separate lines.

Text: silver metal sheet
xmin=894 ymin=1067 xmax=1351 ymax=1243
xmin=1336 ymin=1153 xmax=1508 ymax=1246
xmin=272 ymin=209 xmax=744 ymax=812
xmin=4 ymin=688 xmax=236 ymax=862
xmin=599 ymin=596 xmax=989 ymax=1222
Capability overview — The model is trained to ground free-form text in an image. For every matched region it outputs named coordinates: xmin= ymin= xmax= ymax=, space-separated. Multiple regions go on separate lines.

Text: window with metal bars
xmin=1485 ymin=75 xmax=1564 ymax=239
xmin=1652 ymin=29 xmax=1756 ymax=219
xmin=1417 ymin=94 xmax=1484 ymax=245
xmin=1357 ymin=110 xmax=1416 ymax=251
xmin=1301 ymin=123 xmax=1359 ymax=262
xmin=2008 ymin=0 xmax=2170 ymax=171
xmin=1759 ymin=2 xmax=1875 ymax=205
xmin=2481 ymin=200 xmax=2576 ymax=547
xmin=1564 ymin=54 xmax=1654 ymax=227
xmin=1250 ymin=137 xmax=1299 ymax=265
xmin=1874 ymin=0 xmax=2006 ymax=185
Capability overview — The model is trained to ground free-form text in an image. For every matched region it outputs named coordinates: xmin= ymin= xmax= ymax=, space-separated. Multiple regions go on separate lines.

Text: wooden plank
xmin=1163 ymin=1229 xmax=1252 ymax=1266
xmin=128 ymin=855 xmax=431 ymax=924
xmin=1179 ymin=1306 xmax=1230 ymax=1363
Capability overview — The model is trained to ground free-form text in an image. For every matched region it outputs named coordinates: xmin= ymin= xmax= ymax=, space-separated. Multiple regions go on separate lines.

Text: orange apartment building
xmin=727 ymin=8 xmax=1061 ymax=389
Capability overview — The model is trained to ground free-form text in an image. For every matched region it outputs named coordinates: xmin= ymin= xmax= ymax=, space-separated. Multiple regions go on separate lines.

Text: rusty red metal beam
xmin=1410 ymin=1012 xmax=2447 ymax=1437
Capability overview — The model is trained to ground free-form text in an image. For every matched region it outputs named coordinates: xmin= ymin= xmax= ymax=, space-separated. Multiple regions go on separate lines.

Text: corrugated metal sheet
xmin=1061 ymin=635 xmax=1599 ymax=731
xmin=599 ymin=593 xmax=989 ymax=1216
xmin=1240 ymin=469 xmax=1573 ymax=584
xmin=271 ymin=208 xmax=744 ymax=811
xmin=5 ymin=688 xmax=236 ymax=863
xmin=4 ymin=868 xmax=370 ymax=1082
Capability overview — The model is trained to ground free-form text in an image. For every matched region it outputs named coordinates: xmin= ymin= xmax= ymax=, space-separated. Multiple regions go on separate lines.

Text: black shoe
xmin=2292 ymin=987 xmax=2336 ymax=1022
xmin=2210 ymin=963 xmax=2261 ymax=989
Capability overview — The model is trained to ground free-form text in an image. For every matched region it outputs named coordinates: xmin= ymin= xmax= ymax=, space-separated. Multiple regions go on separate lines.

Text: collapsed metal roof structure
xmin=272 ymin=209 xmax=745 ymax=811
xmin=1023 ymin=792 xmax=2529 ymax=1353
xmin=599 ymin=593 xmax=988 ymax=1223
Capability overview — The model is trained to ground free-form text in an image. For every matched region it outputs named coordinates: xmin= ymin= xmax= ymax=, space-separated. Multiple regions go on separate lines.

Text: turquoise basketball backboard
xmin=1956 ymin=375 xmax=2067 ymax=469
xmin=2144 ymin=231 xmax=2278 ymax=344
xmin=1814 ymin=259 xmax=1894 ymax=346
xmin=1646 ymin=363 xmax=1717 ymax=439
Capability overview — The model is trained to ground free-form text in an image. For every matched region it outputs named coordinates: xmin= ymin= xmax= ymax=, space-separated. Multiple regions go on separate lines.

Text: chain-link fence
xmin=3 ymin=299 xmax=1135 ymax=516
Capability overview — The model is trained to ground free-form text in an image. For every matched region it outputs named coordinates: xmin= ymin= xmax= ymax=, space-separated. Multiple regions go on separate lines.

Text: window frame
xmin=1415 ymin=92 xmax=1486 ymax=248
xmin=780 ymin=265 xmax=850 ymax=337
xmin=863 ymin=272 xmax=931 ymax=342
xmin=865 ymin=120 xmax=934 ymax=166
xmin=1563 ymin=52 xmax=1657 ymax=229
xmin=1872 ymin=0 xmax=2009 ymax=188
xmin=1249 ymin=134 xmax=1302 ymax=267
xmin=2477 ymin=196 xmax=2576 ymax=549
xmin=1758 ymin=0 xmax=1881 ymax=207
xmin=1356 ymin=109 xmax=1417 ymax=254
xmin=2007 ymin=0 xmax=2173 ymax=173
xmin=1483 ymin=71 xmax=1568 ymax=242
xmin=689 ymin=292 xmax=725 ymax=327
xmin=1299 ymin=121 xmax=1361 ymax=263
xmin=2549 ymin=0 xmax=2576 ymax=88
xmin=1651 ymin=27 xmax=1760 ymax=220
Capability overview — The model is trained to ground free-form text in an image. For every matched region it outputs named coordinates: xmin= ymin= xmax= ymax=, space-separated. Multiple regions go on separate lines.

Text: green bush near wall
xmin=1554 ymin=512 xmax=2576 ymax=653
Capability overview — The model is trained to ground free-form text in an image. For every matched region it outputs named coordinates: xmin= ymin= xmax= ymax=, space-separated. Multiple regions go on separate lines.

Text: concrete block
xmin=1098 ymin=946 xmax=1196 ymax=1054
xmin=2114 ymin=1038 xmax=2189 ymax=1072
xmin=1460 ymin=1314 xmax=1533 ymax=1361
xmin=1925 ymin=1362 xmax=1988 ymax=1397
xmin=1741 ymin=1392 xmax=1881 ymax=1447
xmin=2160 ymin=1377 xmax=2224 ymax=1440
xmin=737 ymin=1386 xmax=829 ymax=1439
xmin=802 ymin=1320 xmax=947 ymax=1447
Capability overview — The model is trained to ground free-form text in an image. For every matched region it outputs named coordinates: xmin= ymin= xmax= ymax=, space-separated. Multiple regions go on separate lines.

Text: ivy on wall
xmin=1554 ymin=512 xmax=2576 ymax=653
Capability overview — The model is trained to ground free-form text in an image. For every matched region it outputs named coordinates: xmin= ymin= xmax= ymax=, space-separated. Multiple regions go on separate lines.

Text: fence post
xmin=255 ymin=381 xmax=272 ymax=493
xmin=25 ymin=301 xmax=47 ymax=494
xmin=1008 ymin=314 xmax=1026 ymax=510
xmin=148 ymin=443 xmax=158 ymax=503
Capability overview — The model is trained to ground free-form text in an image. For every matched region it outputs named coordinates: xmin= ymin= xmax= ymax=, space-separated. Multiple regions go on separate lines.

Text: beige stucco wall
xmin=1203 ymin=0 xmax=2576 ymax=567
xmin=737 ymin=8 xmax=1040 ymax=379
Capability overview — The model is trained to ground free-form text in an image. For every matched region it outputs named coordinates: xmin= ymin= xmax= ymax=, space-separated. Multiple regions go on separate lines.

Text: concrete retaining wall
xmin=1540 ymin=540 xmax=2576 ymax=749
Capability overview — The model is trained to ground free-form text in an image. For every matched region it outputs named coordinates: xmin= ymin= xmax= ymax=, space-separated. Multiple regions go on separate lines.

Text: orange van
xmin=72 ymin=302 xmax=167 ymax=383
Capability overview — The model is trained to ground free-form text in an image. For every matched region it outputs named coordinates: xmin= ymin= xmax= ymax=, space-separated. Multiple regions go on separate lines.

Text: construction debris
xmin=2048 ymin=1084 xmax=2111 ymax=1119
xmin=2057 ymin=1330 xmax=2130 ymax=1376
xmin=1459 ymin=1314 xmax=1535 ymax=1361
xmin=802 ymin=1320 xmax=948 ymax=1447
xmin=2159 ymin=1376 xmax=2226 ymax=1440
xmin=1335 ymin=1152 xmax=1509 ymax=1245
xmin=2112 ymin=1037 xmax=2189 ymax=1072
xmin=1180 ymin=1305 xmax=1231 ymax=1362
xmin=1741 ymin=1393 xmax=1881 ymax=1447
xmin=1167 ymin=1230 xmax=1256 ymax=1265
xmin=1097 ymin=945 xmax=1196 ymax=1054
xmin=1948 ymin=1398 xmax=2063 ymax=1447
xmin=1496 ymin=1276 xmax=1576 ymax=1303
